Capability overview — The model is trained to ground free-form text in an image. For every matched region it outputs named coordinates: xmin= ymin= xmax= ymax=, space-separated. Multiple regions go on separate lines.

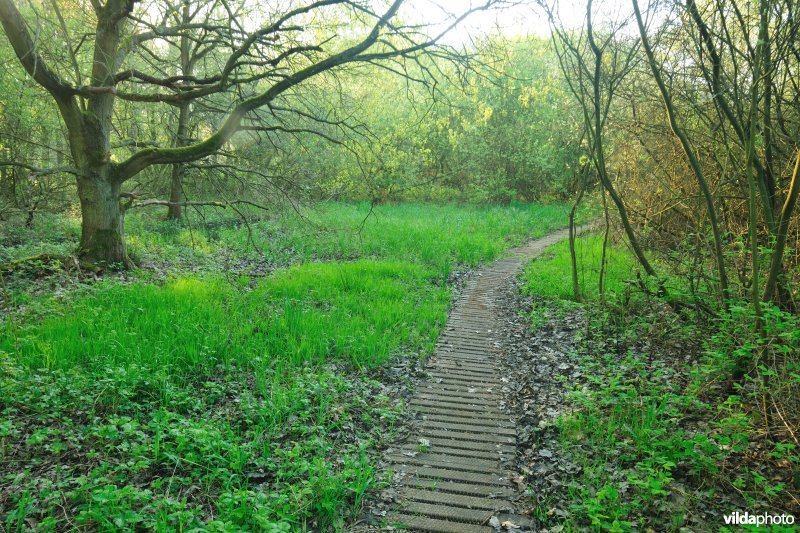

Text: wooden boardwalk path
xmin=383 ymin=228 xmax=574 ymax=532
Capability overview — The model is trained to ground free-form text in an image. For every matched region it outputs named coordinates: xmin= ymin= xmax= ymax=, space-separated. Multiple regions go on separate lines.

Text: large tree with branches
xmin=0 ymin=0 xmax=497 ymax=266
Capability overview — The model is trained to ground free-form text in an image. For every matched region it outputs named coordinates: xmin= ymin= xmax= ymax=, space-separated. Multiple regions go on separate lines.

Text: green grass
xmin=522 ymin=233 xmax=640 ymax=302
xmin=6 ymin=261 xmax=445 ymax=376
xmin=1 ymin=201 xmax=571 ymax=269
xmin=121 ymin=201 xmax=573 ymax=271
xmin=226 ymin=202 xmax=573 ymax=266
xmin=0 ymin=201 xmax=570 ymax=531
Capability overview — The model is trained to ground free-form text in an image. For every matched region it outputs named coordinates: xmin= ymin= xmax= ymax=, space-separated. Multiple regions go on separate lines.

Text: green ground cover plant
xmin=522 ymin=233 xmax=800 ymax=532
xmin=0 ymin=201 xmax=570 ymax=531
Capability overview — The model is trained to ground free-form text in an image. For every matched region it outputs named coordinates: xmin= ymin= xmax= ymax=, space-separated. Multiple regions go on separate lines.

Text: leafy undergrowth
xmin=517 ymin=234 xmax=800 ymax=532
xmin=0 ymin=202 xmax=571 ymax=530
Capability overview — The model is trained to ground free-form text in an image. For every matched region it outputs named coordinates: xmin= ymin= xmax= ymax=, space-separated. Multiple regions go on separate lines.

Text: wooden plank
xmin=411 ymin=405 xmax=507 ymax=421
xmin=419 ymin=419 xmax=515 ymax=436
xmin=401 ymin=487 xmax=512 ymax=511
xmin=397 ymin=465 xmax=510 ymax=486
xmin=418 ymin=387 xmax=497 ymax=401
xmin=385 ymin=513 xmax=490 ymax=533
xmin=396 ymin=443 xmax=506 ymax=461
xmin=400 ymin=435 xmax=515 ymax=454
xmin=418 ymin=383 xmax=498 ymax=396
xmin=387 ymin=452 xmax=500 ymax=472
xmin=415 ymin=393 xmax=498 ymax=407
xmin=403 ymin=478 xmax=515 ymax=498
xmin=411 ymin=398 xmax=503 ymax=415
xmin=419 ymin=412 xmax=514 ymax=428
xmin=401 ymin=501 xmax=494 ymax=524
xmin=417 ymin=428 xmax=515 ymax=445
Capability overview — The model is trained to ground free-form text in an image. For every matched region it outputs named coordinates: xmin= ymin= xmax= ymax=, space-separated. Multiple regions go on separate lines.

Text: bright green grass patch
xmin=523 ymin=233 xmax=639 ymax=302
xmin=229 ymin=201 xmax=572 ymax=267
xmin=120 ymin=201 xmax=572 ymax=271
xmin=4 ymin=260 xmax=446 ymax=377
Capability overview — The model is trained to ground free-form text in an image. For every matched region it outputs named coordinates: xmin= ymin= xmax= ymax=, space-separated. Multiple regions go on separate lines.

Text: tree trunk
xmin=167 ymin=163 xmax=184 ymax=220
xmin=0 ymin=165 xmax=14 ymax=205
xmin=166 ymin=102 xmax=190 ymax=220
xmin=77 ymin=176 xmax=130 ymax=267
xmin=569 ymin=173 xmax=585 ymax=302
xmin=599 ymin=186 xmax=610 ymax=305
xmin=582 ymin=0 xmax=663 ymax=295
xmin=763 ymin=149 xmax=800 ymax=307
xmin=167 ymin=5 xmax=193 ymax=221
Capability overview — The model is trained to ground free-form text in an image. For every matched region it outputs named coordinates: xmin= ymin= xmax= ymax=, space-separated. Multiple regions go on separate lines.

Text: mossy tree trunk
xmin=76 ymin=174 xmax=129 ymax=266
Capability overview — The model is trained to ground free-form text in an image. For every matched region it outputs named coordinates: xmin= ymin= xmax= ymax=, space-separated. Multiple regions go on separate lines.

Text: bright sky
xmin=402 ymin=0 xmax=632 ymax=44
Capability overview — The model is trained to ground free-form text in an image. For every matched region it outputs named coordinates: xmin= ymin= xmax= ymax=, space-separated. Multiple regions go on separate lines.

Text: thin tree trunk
xmin=735 ymin=0 xmax=769 ymax=371
xmin=585 ymin=0 xmax=664 ymax=292
xmin=569 ymin=175 xmax=586 ymax=302
xmin=0 ymin=152 xmax=14 ymax=204
xmin=599 ymin=187 xmax=609 ymax=304
xmin=632 ymin=0 xmax=729 ymax=305
xmin=762 ymin=150 xmax=800 ymax=305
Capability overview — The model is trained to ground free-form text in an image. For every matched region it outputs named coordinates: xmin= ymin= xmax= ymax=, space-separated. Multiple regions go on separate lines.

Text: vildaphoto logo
xmin=723 ymin=511 xmax=795 ymax=526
